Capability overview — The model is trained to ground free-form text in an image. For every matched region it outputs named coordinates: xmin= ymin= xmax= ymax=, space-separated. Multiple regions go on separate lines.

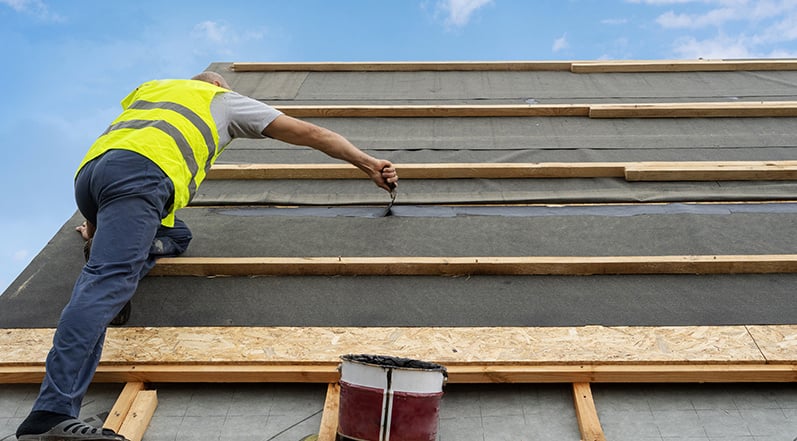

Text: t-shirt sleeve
xmin=220 ymin=91 xmax=283 ymax=139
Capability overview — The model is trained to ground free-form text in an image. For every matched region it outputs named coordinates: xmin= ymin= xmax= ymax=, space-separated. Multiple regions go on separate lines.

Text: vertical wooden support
xmin=318 ymin=383 xmax=341 ymax=441
xmin=118 ymin=390 xmax=158 ymax=441
xmin=572 ymin=383 xmax=606 ymax=441
xmin=104 ymin=382 xmax=145 ymax=432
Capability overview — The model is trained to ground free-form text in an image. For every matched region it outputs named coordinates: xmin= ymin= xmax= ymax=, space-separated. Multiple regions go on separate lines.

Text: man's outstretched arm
xmin=262 ymin=114 xmax=398 ymax=191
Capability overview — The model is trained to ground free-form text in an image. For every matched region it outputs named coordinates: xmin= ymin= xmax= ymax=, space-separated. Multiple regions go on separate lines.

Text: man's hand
xmin=375 ymin=161 xmax=398 ymax=192
xmin=76 ymin=220 xmax=95 ymax=241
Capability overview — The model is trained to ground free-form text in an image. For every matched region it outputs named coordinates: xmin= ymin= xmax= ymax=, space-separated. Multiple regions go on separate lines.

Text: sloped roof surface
xmin=2 ymin=62 xmax=797 ymax=329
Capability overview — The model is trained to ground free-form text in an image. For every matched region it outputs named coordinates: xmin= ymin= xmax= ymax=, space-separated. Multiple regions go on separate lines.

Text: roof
xmin=1 ymin=60 xmax=796 ymax=440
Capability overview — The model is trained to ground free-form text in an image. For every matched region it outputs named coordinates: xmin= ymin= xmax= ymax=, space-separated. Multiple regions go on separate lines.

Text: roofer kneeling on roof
xmin=16 ymin=71 xmax=398 ymax=441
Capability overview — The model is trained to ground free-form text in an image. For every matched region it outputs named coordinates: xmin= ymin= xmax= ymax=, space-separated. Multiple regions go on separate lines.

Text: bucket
xmin=337 ymin=354 xmax=447 ymax=441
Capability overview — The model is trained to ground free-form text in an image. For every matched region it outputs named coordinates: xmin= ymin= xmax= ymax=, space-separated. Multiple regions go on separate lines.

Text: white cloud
xmin=602 ymin=18 xmax=629 ymax=25
xmin=190 ymin=20 xmax=267 ymax=57
xmin=656 ymin=7 xmax=737 ymax=28
xmin=552 ymin=33 xmax=569 ymax=53
xmin=631 ymin=0 xmax=797 ymax=58
xmin=672 ymin=35 xmax=751 ymax=58
xmin=193 ymin=20 xmax=228 ymax=44
xmin=438 ymin=0 xmax=493 ymax=27
xmin=0 ymin=0 xmax=64 ymax=21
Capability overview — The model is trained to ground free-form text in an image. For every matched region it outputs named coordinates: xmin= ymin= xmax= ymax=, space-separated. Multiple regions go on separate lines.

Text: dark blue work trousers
xmin=33 ymin=149 xmax=192 ymax=417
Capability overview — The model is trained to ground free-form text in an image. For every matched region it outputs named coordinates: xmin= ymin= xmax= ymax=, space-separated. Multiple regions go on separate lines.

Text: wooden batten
xmin=206 ymin=162 xmax=627 ymax=180
xmin=117 ymin=390 xmax=158 ymax=441
xmin=572 ymin=383 xmax=606 ymax=441
xmin=231 ymin=61 xmax=573 ymax=72
xmin=104 ymin=382 xmax=146 ymax=432
xmin=270 ymin=102 xmax=797 ymax=119
xmin=571 ymin=59 xmax=797 ymax=73
xmin=318 ymin=383 xmax=341 ymax=441
xmin=626 ymin=161 xmax=797 ymax=181
xmin=207 ymin=161 xmax=797 ymax=181
xmin=230 ymin=60 xmax=797 ymax=73
xmin=589 ymin=101 xmax=797 ymax=118
xmin=147 ymin=255 xmax=797 ymax=277
xmin=275 ymin=104 xmax=590 ymax=118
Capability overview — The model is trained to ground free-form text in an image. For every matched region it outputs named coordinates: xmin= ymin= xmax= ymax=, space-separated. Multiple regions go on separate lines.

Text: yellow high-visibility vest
xmin=77 ymin=79 xmax=226 ymax=226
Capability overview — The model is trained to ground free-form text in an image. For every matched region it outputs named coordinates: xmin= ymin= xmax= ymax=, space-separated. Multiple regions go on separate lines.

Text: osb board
xmin=2 ymin=325 xmax=789 ymax=367
xmin=747 ymin=325 xmax=797 ymax=363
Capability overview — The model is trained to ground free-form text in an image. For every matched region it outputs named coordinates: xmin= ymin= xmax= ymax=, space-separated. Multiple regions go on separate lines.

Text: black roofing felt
xmin=2 ymin=63 xmax=797 ymax=328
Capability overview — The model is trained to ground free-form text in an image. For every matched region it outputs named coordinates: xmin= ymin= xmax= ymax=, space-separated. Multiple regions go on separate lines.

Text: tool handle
xmin=381 ymin=166 xmax=397 ymax=191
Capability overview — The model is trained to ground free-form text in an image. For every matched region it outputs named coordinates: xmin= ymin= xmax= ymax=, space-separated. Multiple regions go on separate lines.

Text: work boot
xmin=17 ymin=418 xmax=129 ymax=440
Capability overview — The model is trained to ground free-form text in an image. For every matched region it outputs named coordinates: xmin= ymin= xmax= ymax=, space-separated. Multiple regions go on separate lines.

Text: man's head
xmin=191 ymin=71 xmax=231 ymax=89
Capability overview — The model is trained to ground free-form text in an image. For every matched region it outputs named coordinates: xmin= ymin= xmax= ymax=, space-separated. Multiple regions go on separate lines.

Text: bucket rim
xmin=340 ymin=353 xmax=448 ymax=374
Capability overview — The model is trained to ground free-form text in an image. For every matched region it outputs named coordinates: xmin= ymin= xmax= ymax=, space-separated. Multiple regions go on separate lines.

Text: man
xmin=16 ymin=71 xmax=398 ymax=441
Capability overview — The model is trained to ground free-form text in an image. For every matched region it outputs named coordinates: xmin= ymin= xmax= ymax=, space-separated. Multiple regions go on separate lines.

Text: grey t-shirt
xmin=210 ymin=91 xmax=283 ymax=150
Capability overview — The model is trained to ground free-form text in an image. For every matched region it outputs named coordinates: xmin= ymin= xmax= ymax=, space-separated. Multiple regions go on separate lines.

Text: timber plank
xmin=206 ymin=162 xmax=627 ymax=180
xmin=4 ymin=363 xmax=795 ymax=384
xmin=269 ymin=102 xmax=797 ymax=118
xmin=147 ymin=255 xmax=797 ymax=277
xmin=117 ymin=390 xmax=158 ymax=441
xmin=230 ymin=60 xmax=797 ymax=73
xmin=207 ymin=161 xmax=797 ymax=181
xmin=318 ymin=383 xmax=341 ymax=441
xmin=625 ymin=161 xmax=797 ymax=181
xmin=275 ymin=104 xmax=590 ymax=118
xmin=572 ymin=383 xmax=606 ymax=441
xmin=231 ymin=61 xmax=573 ymax=72
xmin=589 ymin=101 xmax=797 ymax=118
xmin=104 ymin=382 xmax=146 ymax=432
xmin=571 ymin=59 xmax=797 ymax=73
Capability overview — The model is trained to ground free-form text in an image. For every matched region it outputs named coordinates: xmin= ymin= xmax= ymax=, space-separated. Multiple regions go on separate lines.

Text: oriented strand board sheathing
xmin=0 ymin=326 xmax=771 ymax=365
xmin=746 ymin=325 xmax=797 ymax=363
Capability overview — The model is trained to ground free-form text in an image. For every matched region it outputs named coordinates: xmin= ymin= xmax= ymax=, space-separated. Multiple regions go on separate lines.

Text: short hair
xmin=191 ymin=71 xmax=230 ymax=89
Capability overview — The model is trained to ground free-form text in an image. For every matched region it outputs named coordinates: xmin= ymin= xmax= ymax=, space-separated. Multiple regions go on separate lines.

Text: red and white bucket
xmin=337 ymin=354 xmax=447 ymax=441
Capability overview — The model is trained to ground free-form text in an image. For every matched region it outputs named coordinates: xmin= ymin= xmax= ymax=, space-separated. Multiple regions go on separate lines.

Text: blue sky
xmin=1 ymin=0 xmax=796 ymax=294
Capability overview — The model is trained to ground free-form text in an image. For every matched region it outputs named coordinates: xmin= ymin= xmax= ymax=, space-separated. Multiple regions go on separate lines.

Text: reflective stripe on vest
xmin=77 ymin=79 xmax=225 ymax=227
